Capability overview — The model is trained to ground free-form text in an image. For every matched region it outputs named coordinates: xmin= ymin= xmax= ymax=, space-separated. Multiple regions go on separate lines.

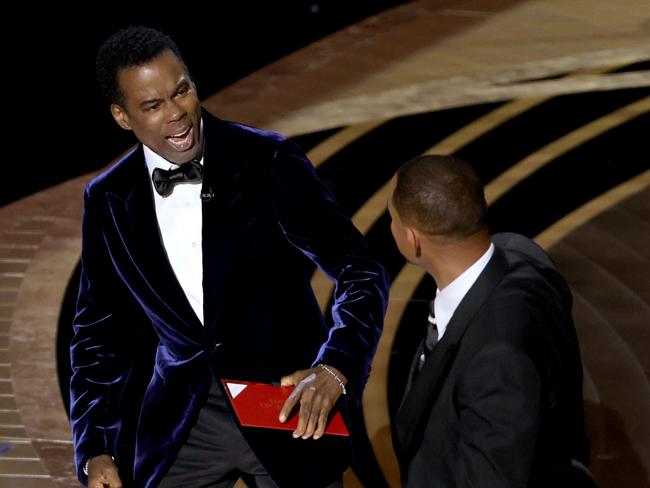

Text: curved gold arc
xmin=308 ymin=66 xmax=619 ymax=311
xmin=307 ymin=121 xmax=387 ymax=311
xmin=362 ymin=96 xmax=649 ymax=485
xmin=306 ymin=66 xmax=643 ymax=486
xmin=486 ymin=96 xmax=650 ymax=205
xmin=307 ymin=120 xmax=385 ymax=169
xmin=310 ymin=96 xmax=561 ymax=484
xmin=535 ymin=170 xmax=650 ymax=250
xmin=362 ymin=169 xmax=650 ymax=486
xmin=363 ymin=264 xmax=427 ymax=486
xmin=310 ymin=97 xmax=550 ymax=312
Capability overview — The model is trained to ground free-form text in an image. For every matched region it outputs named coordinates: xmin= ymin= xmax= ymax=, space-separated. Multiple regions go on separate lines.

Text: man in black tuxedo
xmin=388 ymin=155 xmax=594 ymax=487
xmin=69 ymin=26 xmax=388 ymax=488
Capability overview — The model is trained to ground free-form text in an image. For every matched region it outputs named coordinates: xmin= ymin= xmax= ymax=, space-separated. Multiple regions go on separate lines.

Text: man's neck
xmin=423 ymin=231 xmax=492 ymax=289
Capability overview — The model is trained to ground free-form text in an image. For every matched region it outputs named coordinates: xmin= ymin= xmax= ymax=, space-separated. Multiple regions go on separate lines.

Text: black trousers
xmin=157 ymin=380 xmax=278 ymax=488
xmin=157 ymin=381 xmax=343 ymax=488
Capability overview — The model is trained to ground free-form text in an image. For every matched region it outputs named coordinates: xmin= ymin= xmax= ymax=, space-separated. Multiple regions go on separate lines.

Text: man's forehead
xmin=120 ymin=50 xmax=186 ymax=78
xmin=118 ymin=63 xmax=188 ymax=100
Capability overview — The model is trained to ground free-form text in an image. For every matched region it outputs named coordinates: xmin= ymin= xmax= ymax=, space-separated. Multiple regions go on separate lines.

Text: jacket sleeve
xmin=453 ymin=342 xmax=541 ymax=488
xmin=270 ymin=139 xmax=389 ymax=405
xmin=69 ymin=185 xmax=134 ymax=484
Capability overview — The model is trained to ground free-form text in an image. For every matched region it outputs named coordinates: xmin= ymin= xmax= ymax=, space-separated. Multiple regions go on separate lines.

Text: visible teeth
xmin=166 ymin=126 xmax=194 ymax=151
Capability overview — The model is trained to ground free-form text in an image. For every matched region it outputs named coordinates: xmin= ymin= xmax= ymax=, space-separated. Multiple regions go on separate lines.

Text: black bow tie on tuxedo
xmin=152 ymin=159 xmax=203 ymax=197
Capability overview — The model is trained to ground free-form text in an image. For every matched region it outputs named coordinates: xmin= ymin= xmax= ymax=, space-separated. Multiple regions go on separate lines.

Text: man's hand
xmin=278 ymin=365 xmax=347 ymax=440
xmin=87 ymin=455 xmax=122 ymax=488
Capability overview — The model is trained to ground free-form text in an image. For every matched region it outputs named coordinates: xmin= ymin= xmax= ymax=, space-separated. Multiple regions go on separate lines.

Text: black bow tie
xmin=152 ymin=160 xmax=203 ymax=197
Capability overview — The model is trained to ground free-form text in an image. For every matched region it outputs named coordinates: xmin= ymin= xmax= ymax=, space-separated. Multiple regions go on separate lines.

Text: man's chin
xmin=163 ymin=147 xmax=202 ymax=165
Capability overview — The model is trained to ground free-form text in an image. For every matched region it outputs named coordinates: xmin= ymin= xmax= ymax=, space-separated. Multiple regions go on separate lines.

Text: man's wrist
xmin=318 ymin=363 xmax=347 ymax=395
xmin=83 ymin=455 xmax=114 ymax=476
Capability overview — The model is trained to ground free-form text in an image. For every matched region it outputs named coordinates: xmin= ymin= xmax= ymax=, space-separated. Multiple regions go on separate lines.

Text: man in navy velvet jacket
xmin=70 ymin=26 xmax=388 ymax=488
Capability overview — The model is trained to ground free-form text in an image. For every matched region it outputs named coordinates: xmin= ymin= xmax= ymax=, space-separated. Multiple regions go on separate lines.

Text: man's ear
xmin=406 ymin=227 xmax=422 ymax=258
xmin=110 ymin=104 xmax=132 ymax=131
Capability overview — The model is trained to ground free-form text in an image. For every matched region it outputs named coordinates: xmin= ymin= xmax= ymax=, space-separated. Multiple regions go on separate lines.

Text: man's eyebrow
xmin=139 ymin=97 xmax=163 ymax=108
xmin=175 ymin=77 xmax=193 ymax=92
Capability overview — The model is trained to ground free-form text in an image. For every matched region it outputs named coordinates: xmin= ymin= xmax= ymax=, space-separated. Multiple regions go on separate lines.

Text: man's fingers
xmin=88 ymin=455 xmax=121 ymax=488
xmin=294 ymin=389 xmax=314 ymax=438
xmin=105 ymin=467 xmax=123 ymax=488
xmin=279 ymin=391 xmax=299 ymax=423
xmin=299 ymin=389 xmax=334 ymax=439
xmin=279 ymin=366 xmax=344 ymax=438
xmin=293 ymin=405 xmax=308 ymax=438
xmin=301 ymin=387 xmax=320 ymax=439
xmin=279 ymin=372 xmax=316 ymax=422
xmin=313 ymin=397 xmax=332 ymax=440
xmin=280 ymin=368 xmax=310 ymax=386
xmin=313 ymin=413 xmax=327 ymax=440
xmin=278 ymin=365 xmax=346 ymax=439
xmin=89 ymin=472 xmax=122 ymax=488
xmin=280 ymin=373 xmax=297 ymax=387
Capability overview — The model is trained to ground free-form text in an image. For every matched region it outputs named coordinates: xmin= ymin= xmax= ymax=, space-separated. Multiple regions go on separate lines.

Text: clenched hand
xmin=87 ymin=455 xmax=122 ymax=488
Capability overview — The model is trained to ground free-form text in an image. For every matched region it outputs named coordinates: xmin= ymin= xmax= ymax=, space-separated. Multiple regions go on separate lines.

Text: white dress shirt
xmin=144 ymin=145 xmax=204 ymax=325
xmin=434 ymin=243 xmax=494 ymax=340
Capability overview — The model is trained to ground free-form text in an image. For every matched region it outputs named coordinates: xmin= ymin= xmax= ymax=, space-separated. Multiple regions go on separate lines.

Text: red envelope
xmin=221 ymin=379 xmax=349 ymax=437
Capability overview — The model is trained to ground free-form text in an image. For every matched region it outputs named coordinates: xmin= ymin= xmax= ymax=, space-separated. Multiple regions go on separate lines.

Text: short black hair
xmin=392 ymin=155 xmax=488 ymax=240
xmin=96 ymin=25 xmax=185 ymax=106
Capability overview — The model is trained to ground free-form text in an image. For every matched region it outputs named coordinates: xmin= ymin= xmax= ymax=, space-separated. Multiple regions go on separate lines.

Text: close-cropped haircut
xmin=96 ymin=25 xmax=185 ymax=106
xmin=392 ymin=155 xmax=487 ymax=240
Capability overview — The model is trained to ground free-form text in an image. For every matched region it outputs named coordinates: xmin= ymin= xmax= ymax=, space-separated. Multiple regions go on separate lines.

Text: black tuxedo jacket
xmin=69 ymin=112 xmax=389 ymax=488
xmin=394 ymin=233 xmax=590 ymax=488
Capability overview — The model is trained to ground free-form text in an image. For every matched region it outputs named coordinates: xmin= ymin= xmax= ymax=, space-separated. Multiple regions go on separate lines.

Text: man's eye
xmin=145 ymin=103 xmax=160 ymax=111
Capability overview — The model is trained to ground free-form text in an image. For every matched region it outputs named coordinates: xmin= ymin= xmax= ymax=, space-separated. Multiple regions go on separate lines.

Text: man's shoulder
xmin=207 ymin=115 xmax=289 ymax=150
xmin=203 ymin=113 xmax=307 ymax=167
xmin=85 ymin=145 xmax=144 ymax=198
xmin=494 ymin=233 xmax=572 ymax=307
xmin=223 ymin=120 xmax=287 ymax=144
xmin=493 ymin=232 xmax=554 ymax=269
xmin=466 ymin=242 xmax=573 ymax=348
xmin=489 ymin=256 xmax=565 ymax=315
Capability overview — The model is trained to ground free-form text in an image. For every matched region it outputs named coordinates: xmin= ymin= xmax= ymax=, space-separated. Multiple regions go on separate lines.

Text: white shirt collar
xmin=143 ymin=144 xmax=204 ymax=174
xmin=143 ymin=144 xmax=179 ymax=173
xmin=434 ymin=242 xmax=494 ymax=339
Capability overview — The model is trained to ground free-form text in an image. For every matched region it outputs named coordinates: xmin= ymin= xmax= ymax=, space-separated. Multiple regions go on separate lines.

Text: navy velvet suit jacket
xmin=394 ymin=233 xmax=591 ymax=488
xmin=69 ymin=112 xmax=389 ymax=488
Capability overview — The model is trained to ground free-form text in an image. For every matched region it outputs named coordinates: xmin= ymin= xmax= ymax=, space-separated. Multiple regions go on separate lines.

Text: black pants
xmin=157 ymin=380 xmax=278 ymax=488
xmin=157 ymin=381 xmax=342 ymax=488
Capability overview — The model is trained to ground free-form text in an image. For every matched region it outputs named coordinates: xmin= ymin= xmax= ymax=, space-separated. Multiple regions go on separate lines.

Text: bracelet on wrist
xmin=318 ymin=363 xmax=347 ymax=395
xmin=83 ymin=455 xmax=114 ymax=476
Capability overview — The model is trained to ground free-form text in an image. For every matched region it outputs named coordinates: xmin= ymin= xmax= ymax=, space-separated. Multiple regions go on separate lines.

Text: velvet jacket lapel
xmin=105 ymin=145 xmax=204 ymax=334
xmin=199 ymin=112 xmax=255 ymax=337
xmin=395 ymin=247 xmax=509 ymax=462
xmin=102 ymin=113 xmax=256 ymax=345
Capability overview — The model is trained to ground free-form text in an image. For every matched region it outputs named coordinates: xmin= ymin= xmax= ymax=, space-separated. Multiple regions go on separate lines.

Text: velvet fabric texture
xmin=70 ymin=112 xmax=389 ymax=488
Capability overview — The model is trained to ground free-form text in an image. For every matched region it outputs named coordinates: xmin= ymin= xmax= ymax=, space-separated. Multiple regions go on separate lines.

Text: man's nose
xmin=167 ymin=99 xmax=186 ymax=122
